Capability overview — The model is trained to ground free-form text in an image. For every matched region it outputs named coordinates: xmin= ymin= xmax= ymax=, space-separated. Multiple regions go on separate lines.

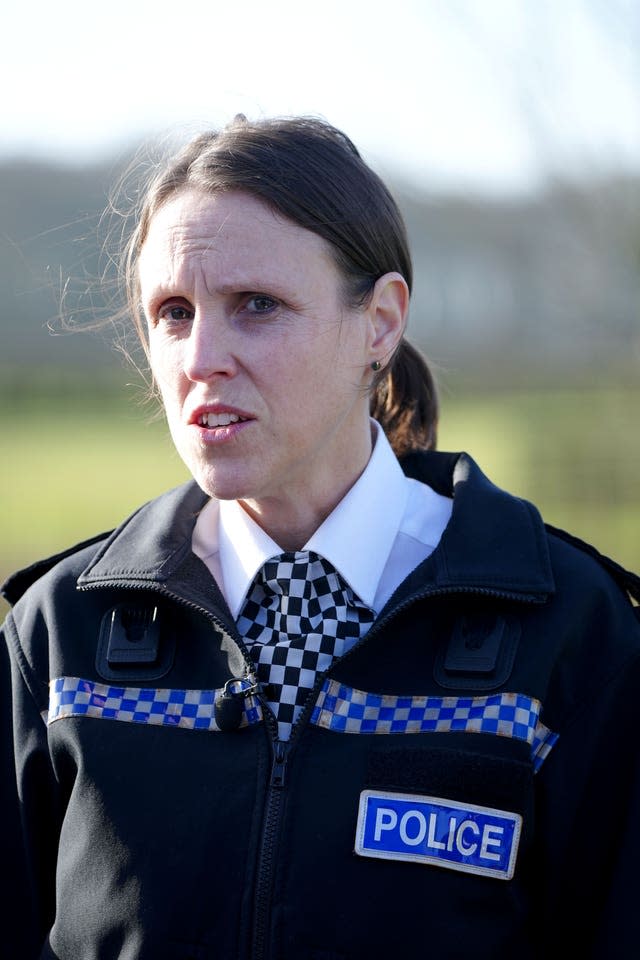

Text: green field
xmin=1 ymin=384 xmax=638 ymax=620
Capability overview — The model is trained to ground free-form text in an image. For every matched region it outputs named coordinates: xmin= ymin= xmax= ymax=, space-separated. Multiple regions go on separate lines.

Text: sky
xmin=3 ymin=0 xmax=639 ymax=193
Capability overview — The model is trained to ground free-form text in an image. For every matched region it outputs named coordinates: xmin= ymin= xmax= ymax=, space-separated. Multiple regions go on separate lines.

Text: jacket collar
xmin=77 ymin=481 xmax=209 ymax=584
xmin=75 ymin=450 xmax=555 ymax=604
xmin=402 ymin=450 xmax=554 ymax=597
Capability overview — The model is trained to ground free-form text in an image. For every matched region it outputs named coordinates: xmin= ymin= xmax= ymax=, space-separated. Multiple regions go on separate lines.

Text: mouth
xmin=197 ymin=412 xmax=250 ymax=428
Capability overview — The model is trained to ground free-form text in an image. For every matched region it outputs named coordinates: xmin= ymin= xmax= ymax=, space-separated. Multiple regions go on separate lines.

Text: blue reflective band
xmin=355 ymin=790 xmax=522 ymax=880
xmin=47 ymin=677 xmax=263 ymax=731
xmin=311 ymin=680 xmax=558 ymax=772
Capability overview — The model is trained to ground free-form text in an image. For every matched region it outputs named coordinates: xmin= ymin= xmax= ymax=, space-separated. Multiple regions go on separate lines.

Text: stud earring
xmin=371 ymin=360 xmax=382 ymax=372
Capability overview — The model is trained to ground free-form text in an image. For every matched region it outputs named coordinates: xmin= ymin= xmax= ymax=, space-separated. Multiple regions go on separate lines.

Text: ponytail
xmin=369 ymin=339 xmax=439 ymax=456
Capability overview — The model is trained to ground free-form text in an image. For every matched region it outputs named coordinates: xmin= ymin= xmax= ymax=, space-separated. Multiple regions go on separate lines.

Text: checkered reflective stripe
xmin=47 ymin=677 xmax=558 ymax=768
xmin=310 ymin=680 xmax=558 ymax=772
xmin=236 ymin=551 xmax=375 ymax=740
xmin=47 ymin=677 xmax=262 ymax=730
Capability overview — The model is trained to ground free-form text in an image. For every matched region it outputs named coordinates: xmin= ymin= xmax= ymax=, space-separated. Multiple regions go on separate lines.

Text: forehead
xmin=138 ymin=189 xmax=335 ymax=288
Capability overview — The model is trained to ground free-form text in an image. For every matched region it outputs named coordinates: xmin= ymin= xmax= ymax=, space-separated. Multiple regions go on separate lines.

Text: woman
xmin=2 ymin=115 xmax=639 ymax=959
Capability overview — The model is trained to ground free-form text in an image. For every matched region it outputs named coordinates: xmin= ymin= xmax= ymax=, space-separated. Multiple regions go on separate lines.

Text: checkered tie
xmin=237 ymin=551 xmax=375 ymax=740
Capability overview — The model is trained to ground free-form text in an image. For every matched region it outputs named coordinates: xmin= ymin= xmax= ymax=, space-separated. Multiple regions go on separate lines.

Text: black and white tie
xmin=236 ymin=551 xmax=375 ymax=740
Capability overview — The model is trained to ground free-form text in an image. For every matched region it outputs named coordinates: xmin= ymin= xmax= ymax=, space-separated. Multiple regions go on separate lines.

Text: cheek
xmin=149 ymin=339 xmax=184 ymax=394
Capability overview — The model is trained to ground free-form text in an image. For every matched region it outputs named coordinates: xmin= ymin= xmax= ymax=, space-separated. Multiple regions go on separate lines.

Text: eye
xmin=156 ymin=299 xmax=195 ymax=327
xmin=244 ymin=294 xmax=279 ymax=315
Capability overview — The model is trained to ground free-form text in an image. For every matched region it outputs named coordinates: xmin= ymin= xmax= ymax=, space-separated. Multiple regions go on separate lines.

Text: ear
xmin=365 ymin=272 xmax=409 ymax=366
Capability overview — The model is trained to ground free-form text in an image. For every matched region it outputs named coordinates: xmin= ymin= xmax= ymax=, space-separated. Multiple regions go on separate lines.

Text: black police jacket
xmin=2 ymin=450 xmax=639 ymax=959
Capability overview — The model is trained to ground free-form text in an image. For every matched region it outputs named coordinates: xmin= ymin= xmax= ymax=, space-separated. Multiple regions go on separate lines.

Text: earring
xmin=371 ymin=360 xmax=381 ymax=372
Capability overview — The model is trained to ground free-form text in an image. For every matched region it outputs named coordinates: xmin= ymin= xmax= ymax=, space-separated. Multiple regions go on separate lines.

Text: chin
xmin=190 ymin=463 xmax=256 ymax=502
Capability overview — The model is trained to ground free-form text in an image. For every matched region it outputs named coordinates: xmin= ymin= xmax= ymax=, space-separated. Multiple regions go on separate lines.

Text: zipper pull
xmin=271 ymin=741 xmax=290 ymax=787
xmin=214 ymin=676 xmax=260 ymax=732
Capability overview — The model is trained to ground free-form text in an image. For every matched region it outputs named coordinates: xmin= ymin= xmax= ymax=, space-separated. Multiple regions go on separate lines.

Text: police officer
xmin=2 ymin=115 xmax=639 ymax=959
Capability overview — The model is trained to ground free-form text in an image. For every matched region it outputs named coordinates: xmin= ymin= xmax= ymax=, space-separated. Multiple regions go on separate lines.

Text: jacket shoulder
xmin=1 ymin=532 xmax=113 ymax=607
xmin=545 ymin=523 xmax=640 ymax=608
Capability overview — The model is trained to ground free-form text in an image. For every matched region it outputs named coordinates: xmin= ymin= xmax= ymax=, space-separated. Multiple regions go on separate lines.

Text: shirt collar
xmin=305 ymin=422 xmax=408 ymax=607
xmin=218 ymin=500 xmax=282 ymax=617
xmin=217 ymin=421 xmax=408 ymax=617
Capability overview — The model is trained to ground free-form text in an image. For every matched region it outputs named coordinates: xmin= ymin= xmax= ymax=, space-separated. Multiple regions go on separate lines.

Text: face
xmin=138 ymin=189 xmax=379 ymax=522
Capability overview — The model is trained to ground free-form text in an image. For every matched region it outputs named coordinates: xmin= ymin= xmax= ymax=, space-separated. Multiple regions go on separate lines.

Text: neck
xmin=238 ymin=476 xmax=351 ymax=552
xmin=238 ymin=419 xmax=376 ymax=551
xmin=239 ymin=444 xmax=375 ymax=551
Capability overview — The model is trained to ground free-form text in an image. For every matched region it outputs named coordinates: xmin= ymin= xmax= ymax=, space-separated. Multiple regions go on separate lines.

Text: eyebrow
xmin=144 ymin=273 xmax=292 ymax=301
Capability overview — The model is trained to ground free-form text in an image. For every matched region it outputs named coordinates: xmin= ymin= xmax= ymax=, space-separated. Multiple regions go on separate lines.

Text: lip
xmin=187 ymin=402 xmax=255 ymax=444
xmin=188 ymin=402 xmax=255 ymax=426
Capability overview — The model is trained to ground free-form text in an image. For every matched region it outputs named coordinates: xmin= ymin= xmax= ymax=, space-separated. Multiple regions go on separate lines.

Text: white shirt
xmin=192 ymin=421 xmax=453 ymax=618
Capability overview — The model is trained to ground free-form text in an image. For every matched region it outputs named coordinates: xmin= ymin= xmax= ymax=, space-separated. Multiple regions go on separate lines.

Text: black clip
xmin=435 ymin=613 xmax=520 ymax=690
xmin=96 ymin=604 xmax=174 ymax=681
xmin=106 ymin=606 xmax=160 ymax=665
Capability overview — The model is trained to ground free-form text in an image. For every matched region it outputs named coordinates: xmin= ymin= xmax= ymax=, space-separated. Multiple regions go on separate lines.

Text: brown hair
xmin=124 ymin=115 xmax=438 ymax=454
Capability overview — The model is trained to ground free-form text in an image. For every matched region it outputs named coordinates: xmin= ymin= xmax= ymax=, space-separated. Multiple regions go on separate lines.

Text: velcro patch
xmin=355 ymin=790 xmax=521 ymax=880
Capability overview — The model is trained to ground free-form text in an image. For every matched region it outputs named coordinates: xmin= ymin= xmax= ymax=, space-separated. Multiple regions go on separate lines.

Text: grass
xmin=437 ymin=385 xmax=640 ymax=571
xmin=1 ymin=383 xmax=638 ymax=621
xmin=0 ymin=399 xmax=189 ymax=592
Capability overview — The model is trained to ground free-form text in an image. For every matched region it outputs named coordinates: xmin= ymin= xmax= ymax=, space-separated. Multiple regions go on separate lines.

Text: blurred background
xmin=1 ymin=0 xmax=639 ymax=618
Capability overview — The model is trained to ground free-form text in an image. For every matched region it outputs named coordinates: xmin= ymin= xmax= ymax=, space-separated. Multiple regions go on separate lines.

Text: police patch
xmin=355 ymin=790 xmax=521 ymax=880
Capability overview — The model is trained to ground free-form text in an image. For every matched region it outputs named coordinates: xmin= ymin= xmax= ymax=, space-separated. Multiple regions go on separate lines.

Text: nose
xmin=183 ymin=311 xmax=238 ymax=383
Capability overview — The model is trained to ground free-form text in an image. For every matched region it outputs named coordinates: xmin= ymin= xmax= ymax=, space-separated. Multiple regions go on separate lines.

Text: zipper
xmin=270 ymin=739 xmax=289 ymax=788
xmin=251 ymin=739 xmax=290 ymax=960
xmin=247 ymin=580 xmax=546 ymax=959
